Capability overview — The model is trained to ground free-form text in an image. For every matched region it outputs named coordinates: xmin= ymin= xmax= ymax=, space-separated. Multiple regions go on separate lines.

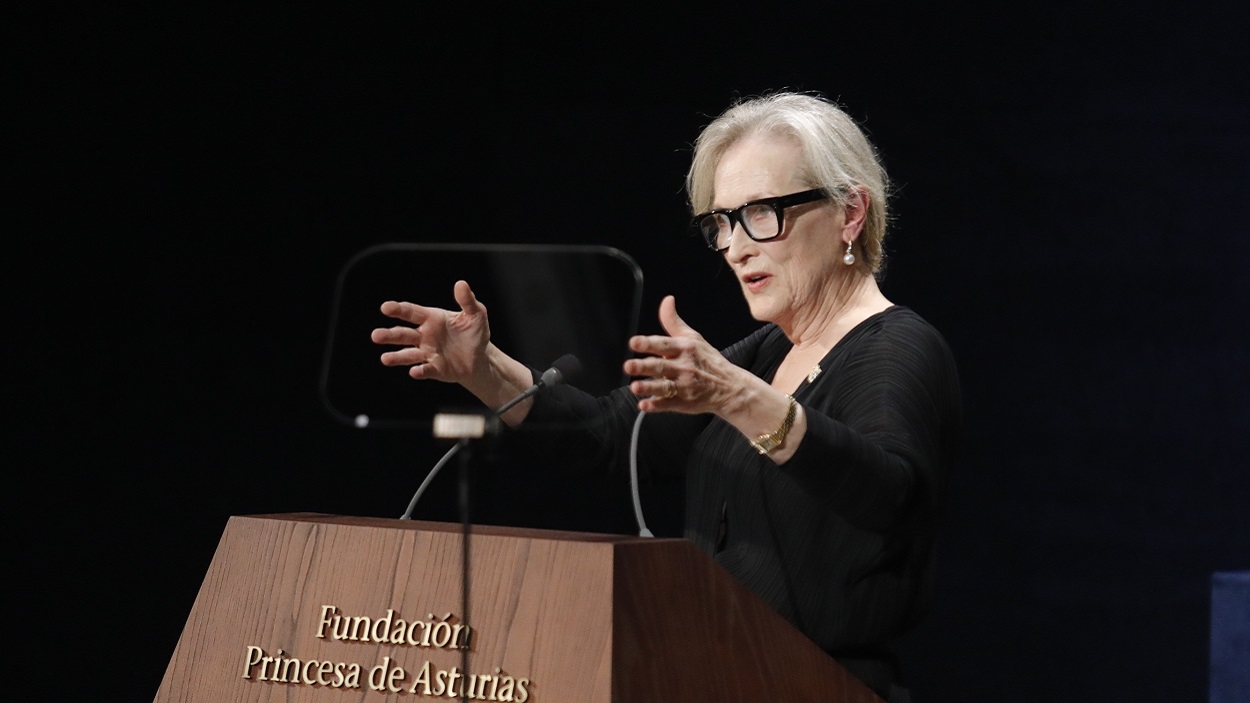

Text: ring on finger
xmin=663 ymin=378 xmax=678 ymax=399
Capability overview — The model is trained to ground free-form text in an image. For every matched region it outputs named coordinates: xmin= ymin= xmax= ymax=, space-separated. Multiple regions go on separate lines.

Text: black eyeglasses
xmin=692 ymin=188 xmax=829 ymax=252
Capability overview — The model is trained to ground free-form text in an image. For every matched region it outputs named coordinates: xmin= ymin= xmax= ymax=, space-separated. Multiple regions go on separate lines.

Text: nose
xmin=723 ymin=221 xmax=755 ymax=263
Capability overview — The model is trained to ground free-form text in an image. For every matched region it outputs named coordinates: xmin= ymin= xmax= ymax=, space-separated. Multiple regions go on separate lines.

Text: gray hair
xmin=686 ymin=92 xmax=891 ymax=276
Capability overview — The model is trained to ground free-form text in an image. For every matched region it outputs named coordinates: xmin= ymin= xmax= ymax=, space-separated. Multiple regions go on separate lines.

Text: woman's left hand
xmin=624 ymin=295 xmax=751 ymax=414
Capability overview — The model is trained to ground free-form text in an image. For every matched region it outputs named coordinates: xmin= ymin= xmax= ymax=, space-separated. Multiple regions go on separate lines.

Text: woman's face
xmin=713 ymin=133 xmax=847 ymax=331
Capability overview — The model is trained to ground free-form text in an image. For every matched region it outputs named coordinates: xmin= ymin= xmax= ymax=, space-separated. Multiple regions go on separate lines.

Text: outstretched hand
xmin=624 ymin=295 xmax=747 ymax=414
xmin=371 ymin=280 xmax=490 ymax=385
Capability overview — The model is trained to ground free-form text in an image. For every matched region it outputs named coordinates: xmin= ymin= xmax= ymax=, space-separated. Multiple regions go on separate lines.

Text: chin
xmin=744 ymin=298 xmax=781 ymax=324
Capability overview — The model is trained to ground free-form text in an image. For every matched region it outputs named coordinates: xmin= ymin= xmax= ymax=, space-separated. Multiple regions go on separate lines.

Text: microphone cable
xmin=400 ymin=441 xmax=465 ymax=520
xmin=629 ymin=410 xmax=654 ymax=537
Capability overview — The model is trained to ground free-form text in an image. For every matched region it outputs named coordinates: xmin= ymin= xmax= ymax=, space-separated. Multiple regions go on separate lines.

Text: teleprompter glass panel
xmin=320 ymin=243 xmax=643 ymax=430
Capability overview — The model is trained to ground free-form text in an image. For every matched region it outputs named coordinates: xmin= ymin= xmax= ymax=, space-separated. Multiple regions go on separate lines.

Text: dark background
xmin=15 ymin=3 xmax=1248 ymax=701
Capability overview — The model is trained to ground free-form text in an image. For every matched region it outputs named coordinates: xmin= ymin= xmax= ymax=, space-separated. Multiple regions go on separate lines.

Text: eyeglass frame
xmin=692 ymin=188 xmax=831 ymax=252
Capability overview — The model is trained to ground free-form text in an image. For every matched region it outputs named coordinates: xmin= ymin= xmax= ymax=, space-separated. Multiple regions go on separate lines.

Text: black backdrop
xmin=16 ymin=3 xmax=1249 ymax=701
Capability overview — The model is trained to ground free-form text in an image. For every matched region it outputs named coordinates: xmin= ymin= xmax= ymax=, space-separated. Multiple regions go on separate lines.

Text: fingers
xmin=628 ymin=334 xmax=682 ymax=358
xmin=379 ymin=279 xmax=480 ymax=324
xmin=370 ymin=325 xmax=420 ymax=346
xmin=408 ymin=362 xmax=440 ymax=380
xmin=379 ymin=300 xmax=431 ymax=324
xmin=378 ymin=344 xmax=430 ymax=365
xmin=379 ymin=347 xmax=447 ymax=380
xmin=453 ymin=280 xmax=484 ymax=315
xmin=628 ymin=295 xmax=706 ymax=357
xmin=374 ymin=280 xmax=473 ymax=351
xmin=658 ymin=295 xmax=695 ymax=338
xmin=372 ymin=301 xmax=431 ymax=360
xmin=623 ymin=354 xmax=674 ymax=379
xmin=624 ymin=343 xmax=680 ymax=406
xmin=372 ymin=281 xmax=484 ymax=383
xmin=622 ymin=296 xmax=733 ymax=414
xmin=629 ymin=376 xmax=678 ymax=400
xmin=624 ymin=293 xmax=709 ymax=372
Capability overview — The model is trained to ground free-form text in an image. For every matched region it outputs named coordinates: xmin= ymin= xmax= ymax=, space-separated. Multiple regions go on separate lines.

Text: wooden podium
xmin=155 ymin=513 xmax=882 ymax=702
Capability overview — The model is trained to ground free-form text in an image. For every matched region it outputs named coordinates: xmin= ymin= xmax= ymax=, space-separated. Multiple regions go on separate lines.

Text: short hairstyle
xmin=687 ymin=92 xmax=891 ymax=276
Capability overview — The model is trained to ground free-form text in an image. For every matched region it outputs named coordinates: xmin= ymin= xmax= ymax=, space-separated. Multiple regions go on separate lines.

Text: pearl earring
xmin=842 ymin=241 xmax=856 ymax=266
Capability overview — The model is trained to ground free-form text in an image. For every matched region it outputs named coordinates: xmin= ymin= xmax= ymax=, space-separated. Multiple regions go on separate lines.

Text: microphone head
xmin=540 ymin=353 xmax=582 ymax=388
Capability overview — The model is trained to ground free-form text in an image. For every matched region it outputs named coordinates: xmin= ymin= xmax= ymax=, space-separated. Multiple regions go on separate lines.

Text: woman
xmin=372 ymin=92 xmax=961 ymax=702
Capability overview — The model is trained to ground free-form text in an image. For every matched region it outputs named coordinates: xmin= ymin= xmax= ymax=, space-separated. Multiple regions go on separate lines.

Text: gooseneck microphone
xmin=495 ymin=354 xmax=581 ymax=415
xmin=399 ymin=354 xmax=582 ymax=519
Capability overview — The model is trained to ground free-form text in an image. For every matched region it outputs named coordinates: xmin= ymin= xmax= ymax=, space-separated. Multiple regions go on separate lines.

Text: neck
xmin=781 ymin=270 xmax=889 ymax=351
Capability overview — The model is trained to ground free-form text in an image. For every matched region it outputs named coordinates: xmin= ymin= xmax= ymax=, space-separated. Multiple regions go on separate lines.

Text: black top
xmin=528 ymin=306 xmax=962 ymax=698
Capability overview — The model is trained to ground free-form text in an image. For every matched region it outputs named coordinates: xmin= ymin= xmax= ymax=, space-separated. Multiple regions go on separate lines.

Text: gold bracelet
xmin=749 ymin=395 xmax=797 ymax=455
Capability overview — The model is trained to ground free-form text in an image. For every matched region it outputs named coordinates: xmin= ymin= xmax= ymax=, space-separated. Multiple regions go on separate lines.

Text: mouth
xmin=742 ymin=272 xmax=771 ymax=292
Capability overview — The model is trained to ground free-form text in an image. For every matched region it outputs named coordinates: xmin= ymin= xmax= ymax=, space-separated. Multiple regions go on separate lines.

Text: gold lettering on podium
xmin=315 ymin=605 xmax=472 ymax=649
xmin=242 ymin=604 xmax=530 ymax=699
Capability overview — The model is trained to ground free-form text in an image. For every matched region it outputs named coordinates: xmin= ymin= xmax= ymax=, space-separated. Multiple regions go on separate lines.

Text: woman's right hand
xmin=371 ymin=280 xmax=537 ymax=424
xmin=371 ymin=279 xmax=491 ymax=386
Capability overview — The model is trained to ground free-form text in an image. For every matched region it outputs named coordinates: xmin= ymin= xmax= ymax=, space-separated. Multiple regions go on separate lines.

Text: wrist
xmin=468 ymin=345 xmax=532 ymax=411
xmin=749 ymin=395 xmax=798 ymax=455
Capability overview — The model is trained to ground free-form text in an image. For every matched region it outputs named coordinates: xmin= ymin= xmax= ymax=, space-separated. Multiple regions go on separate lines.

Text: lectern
xmin=155 ymin=513 xmax=882 ymax=702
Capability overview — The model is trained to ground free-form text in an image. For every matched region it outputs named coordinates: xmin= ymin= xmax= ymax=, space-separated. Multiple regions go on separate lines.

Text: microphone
xmin=495 ymin=353 xmax=581 ymax=415
xmin=399 ymin=354 xmax=582 ymax=519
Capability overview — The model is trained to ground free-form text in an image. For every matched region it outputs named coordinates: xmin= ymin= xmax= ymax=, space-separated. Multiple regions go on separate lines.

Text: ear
xmin=839 ymin=186 xmax=871 ymax=246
